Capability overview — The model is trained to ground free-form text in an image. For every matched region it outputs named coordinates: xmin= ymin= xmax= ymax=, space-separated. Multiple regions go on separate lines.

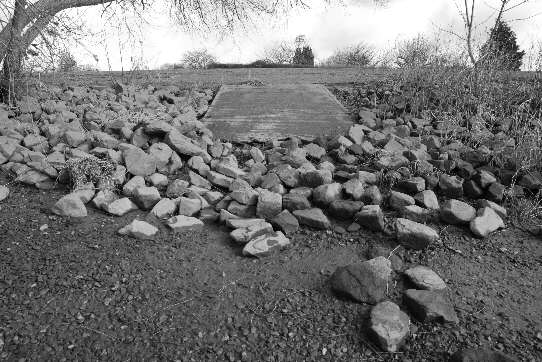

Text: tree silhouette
xmin=479 ymin=21 xmax=525 ymax=71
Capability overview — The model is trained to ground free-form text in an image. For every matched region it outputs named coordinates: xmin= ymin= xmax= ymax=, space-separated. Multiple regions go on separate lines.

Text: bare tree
xmin=182 ymin=49 xmax=216 ymax=69
xmin=322 ymin=43 xmax=375 ymax=67
xmin=263 ymin=41 xmax=295 ymax=64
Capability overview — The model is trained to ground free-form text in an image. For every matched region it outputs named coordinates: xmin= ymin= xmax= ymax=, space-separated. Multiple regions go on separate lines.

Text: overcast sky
xmin=73 ymin=0 xmax=542 ymax=70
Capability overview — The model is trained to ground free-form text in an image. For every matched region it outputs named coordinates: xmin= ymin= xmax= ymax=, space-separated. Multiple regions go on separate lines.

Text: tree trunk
xmin=1 ymin=0 xmax=27 ymax=104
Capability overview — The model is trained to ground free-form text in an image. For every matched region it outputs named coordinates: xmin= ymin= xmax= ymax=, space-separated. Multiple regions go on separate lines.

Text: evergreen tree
xmin=479 ymin=21 xmax=525 ymax=71
xmin=292 ymin=46 xmax=314 ymax=66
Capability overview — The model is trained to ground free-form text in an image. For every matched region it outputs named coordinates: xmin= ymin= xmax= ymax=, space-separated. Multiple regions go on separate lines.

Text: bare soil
xmin=0 ymin=177 xmax=541 ymax=361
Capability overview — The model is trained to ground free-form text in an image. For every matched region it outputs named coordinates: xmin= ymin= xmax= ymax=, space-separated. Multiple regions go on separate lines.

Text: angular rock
xmin=227 ymin=201 xmax=256 ymax=218
xmin=230 ymin=222 xmax=274 ymax=244
xmin=91 ymin=190 xmax=118 ymax=210
xmin=178 ymin=197 xmax=202 ymax=216
xmin=256 ymin=190 xmax=282 ymax=220
xmin=165 ymin=129 xmax=205 ymax=157
xmin=149 ymin=173 xmax=168 ymax=188
xmin=401 ymin=205 xmax=435 ymax=223
xmin=463 ymin=179 xmax=484 ymax=198
xmin=242 ymin=231 xmax=290 ymax=257
xmin=51 ymin=193 xmax=87 ymax=217
xmin=167 ymin=215 xmax=204 ymax=232
xmin=123 ymin=176 xmax=146 ymax=197
xmin=105 ymin=197 xmax=138 ymax=216
xmin=361 ymin=185 xmax=382 ymax=205
xmin=299 ymin=169 xmax=332 ymax=187
xmin=348 ymin=124 xmax=365 ymax=144
xmin=404 ymin=266 xmax=447 ymax=290
xmin=329 ymin=257 xmax=392 ymax=304
xmin=440 ymin=199 xmax=476 ymax=225
xmin=166 ymin=179 xmax=189 ymax=198
xmin=313 ymin=182 xmax=342 ymax=206
xmin=397 ymin=177 xmax=425 ymax=194
xmin=487 ymin=182 xmax=505 ymax=202
xmin=473 ymin=170 xmax=497 ymax=189
xmin=403 ymin=289 xmax=459 ymax=323
xmin=0 ymin=185 xmax=9 ymax=202
xmin=304 ymin=143 xmax=326 ymax=160
xmin=226 ymin=218 xmax=266 ymax=228
xmin=328 ymin=200 xmax=364 ymax=220
xmin=389 ymin=191 xmax=415 ymax=211
xmin=189 ymin=170 xmax=211 ymax=189
xmin=355 ymin=205 xmax=385 ymax=232
xmin=282 ymin=193 xmax=311 ymax=211
xmin=396 ymin=218 xmax=439 ymax=250
xmin=470 ymin=207 xmax=505 ymax=238
xmin=230 ymin=187 xmax=259 ymax=205
xmin=118 ymin=219 xmax=158 ymax=240
xmin=438 ymin=174 xmax=464 ymax=198
xmin=132 ymin=186 xmax=161 ymax=210
xmin=477 ymin=199 xmax=507 ymax=219
xmin=150 ymin=198 xmax=177 ymax=218
xmin=207 ymin=170 xmax=233 ymax=189
xmin=250 ymin=147 xmax=265 ymax=163
xmin=271 ymin=210 xmax=299 ymax=235
xmin=343 ymin=179 xmax=364 ymax=200
xmin=370 ymin=301 xmax=410 ymax=352
xmin=293 ymin=208 xmax=331 ymax=230
xmin=188 ymin=156 xmax=210 ymax=176
xmin=358 ymin=170 xmax=378 ymax=185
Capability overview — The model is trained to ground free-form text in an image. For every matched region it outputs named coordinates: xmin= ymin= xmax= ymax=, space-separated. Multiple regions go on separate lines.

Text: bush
xmin=182 ymin=49 xmax=217 ymax=69
xmin=292 ymin=46 xmax=314 ymax=67
xmin=57 ymin=50 xmax=78 ymax=72
xmin=479 ymin=21 xmax=525 ymax=71
xmin=323 ymin=43 xmax=375 ymax=67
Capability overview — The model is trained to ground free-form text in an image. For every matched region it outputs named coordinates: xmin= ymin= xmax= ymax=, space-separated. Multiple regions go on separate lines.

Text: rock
xmin=148 ymin=142 xmax=173 ymax=172
xmin=329 ymin=257 xmax=392 ymax=304
xmin=473 ymin=170 xmax=497 ymax=189
xmin=487 ymin=182 xmax=505 ymax=202
xmin=361 ymin=185 xmax=383 ymax=205
xmin=293 ymin=208 xmax=331 ymax=230
xmin=348 ymin=125 xmax=365 ymax=144
xmin=250 ymin=147 xmax=265 ymax=163
xmin=166 ymin=179 xmax=189 ymax=198
xmin=124 ymin=147 xmax=157 ymax=177
xmin=227 ymin=201 xmax=256 ymax=218
xmin=150 ymin=198 xmax=177 ymax=218
xmin=449 ymin=348 xmax=518 ymax=362
xmin=358 ymin=170 xmax=378 ymax=184
xmin=274 ymin=164 xmax=299 ymax=188
xmin=389 ymin=191 xmax=415 ymax=211
xmin=397 ymin=177 xmax=425 ymax=194
xmin=518 ymin=171 xmax=542 ymax=190
xmin=282 ymin=193 xmax=311 ymax=211
xmin=166 ymin=215 xmax=204 ymax=232
xmin=105 ymin=197 xmax=138 ymax=216
xmin=271 ymin=210 xmax=299 ymax=235
xmin=64 ymin=130 xmax=86 ymax=147
xmin=403 ymin=289 xmax=459 ymax=323
xmin=188 ymin=170 xmax=211 ymax=189
xmin=214 ymin=160 xmax=246 ymax=179
xmin=477 ymin=199 xmax=507 ymax=219
xmin=71 ymin=184 xmax=95 ymax=204
xmin=149 ymin=173 xmax=168 ymax=188
xmin=204 ymin=191 xmax=223 ymax=205
xmin=0 ymin=185 xmax=9 ymax=201
xmin=226 ymin=218 xmax=266 ymax=228
xmin=470 ymin=207 xmax=505 ymax=238
xmin=299 ymin=169 xmax=332 ymax=187
xmin=91 ymin=131 xmax=119 ymax=149
xmin=343 ymin=179 xmax=364 ymax=200
xmin=118 ymin=219 xmax=158 ymax=240
xmin=256 ymin=190 xmax=282 ymax=220
xmin=242 ymin=231 xmax=290 ymax=257
xmin=440 ymin=199 xmax=476 ymax=225
xmin=123 ymin=176 xmax=146 ymax=197
xmin=404 ymin=266 xmax=447 ymax=290
xmin=401 ymin=205 xmax=434 ymax=223
xmin=313 ymin=183 xmax=342 ymax=206
xmin=165 ymin=129 xmax=205 ymax=157
xmin=370 ymin=301 xmax=410 ymax=352
xmin=132 ymin=186 xmax=161 ymax=210
xmin=188 ymin=156 xmax=210 ymax=176
xmin=355 ymin=205 xmax=385 ymax=232
xmin=230 ymin=222 xmax=274 ymax=244
xmin=328 ymin=200 xmax=364 ymax=219
xmin=304 ymin=143 xmax=326 ymax=160
xmin=199 ymin=208 xmax=219 ymax=222
xmin=396 ymin=218 xmax=439 ymax=250
xmin=51 ymin=193 xmax=87 ymax=217
xmin=178 ymin=197 xmax=202 ymax=216
xmin=463 ymin=180 xmax=484 ymax=198
xmin=91 ymin=190 xmax=118 ymax=210
xmin=207 ymin=170 xmax=233 ymax=189
xmin=374 ymin=155 xmax=409 ymax=170
xmin=438 ymin=174 xmax=464 ymax=198
xmin=230 ymin=187 xmax=259 ymax=205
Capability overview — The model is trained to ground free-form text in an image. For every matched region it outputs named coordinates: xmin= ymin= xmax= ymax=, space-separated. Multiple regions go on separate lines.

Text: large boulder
xmin=329 ymin=257 xmax=392 ymax=304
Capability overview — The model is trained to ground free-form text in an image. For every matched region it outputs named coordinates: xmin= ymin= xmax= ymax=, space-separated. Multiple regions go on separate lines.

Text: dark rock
xmin=438 ymin=174 xmax=464 ymax=198
xmin=463 ymin=180 xmax=484 ymax=198
xmin=271 ymin=210 xmax=299 ymax=235
xmin=487 ymin=182 xmax=505 ymax=202
xmin=328 ymin=200 xmax=364 ymax=219
xmin=403 ymin=289 xmax=459 ymax=323
xmin=293 ymin=208 xmax=331 ymax=229
xmin=355 ymin=205 xmax=385 ymax=232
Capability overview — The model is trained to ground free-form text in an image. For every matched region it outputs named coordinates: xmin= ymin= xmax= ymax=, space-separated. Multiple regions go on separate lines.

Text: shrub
xmin=182 ymin=49 xmax=217 ymax=69
xmin=478 ymin=21 xmax=525 ymax=71
xmin=323 ymin=43 xmax=375 ymax=67
xmin=292 ymin=46 xmax=314 ymax=67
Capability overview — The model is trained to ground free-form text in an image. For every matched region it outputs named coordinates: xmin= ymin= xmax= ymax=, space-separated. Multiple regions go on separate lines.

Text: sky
xmin=69 ymin=0 xmax=542 ymax=70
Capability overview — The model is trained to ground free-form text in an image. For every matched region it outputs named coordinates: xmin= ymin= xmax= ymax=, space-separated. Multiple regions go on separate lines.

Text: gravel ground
xmin=0 ymin=179 xmax=541 ymax=361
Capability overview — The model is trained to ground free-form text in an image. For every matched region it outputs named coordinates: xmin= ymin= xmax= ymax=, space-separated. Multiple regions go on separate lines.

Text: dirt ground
xmin=0 ymin=177 xmax=541 ymax=361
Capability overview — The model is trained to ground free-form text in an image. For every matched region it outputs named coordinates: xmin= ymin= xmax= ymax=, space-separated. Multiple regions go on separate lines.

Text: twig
xmin=79 ymin=325 xmax=117 ymax=340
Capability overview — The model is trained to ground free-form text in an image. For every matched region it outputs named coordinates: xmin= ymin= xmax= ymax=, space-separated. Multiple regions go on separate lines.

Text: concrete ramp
xmin=204 ymin=84 xmax=352 ymax=142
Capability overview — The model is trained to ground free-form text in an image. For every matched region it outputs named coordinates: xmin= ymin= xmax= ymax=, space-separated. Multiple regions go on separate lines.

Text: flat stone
xmin=250 ymin=147 xmax=265 ymax=163
xmin=189 ymin=170 xmax=212 ymax=189
xmin=105 ymin=197 xmax=139 ymax=216
xmin=397 ymin=177 xmax=425 ymax=194
xmin=271 ymin=210 xmax=299 ymax=235
xmin=165 ymin=129 xmax=205 ymax=157
xmin=282 ymin=193 xmax=311 ymax=211
xmin=396 ymin=218 xmax=439 ymax=250
xmin=230 ymin=222 xmax=274 ymax=244
xmin=404 ymin=266 xmax=447 ymax=290
xmin=370 ymin=301 xmax=410 ymax=352
xmin=293 ymin=208 xmax=331 ymax=230
xmin=401 ymin=205 xmax=435 ymax=223
xmin=226 ymin=218 xmax=266 ymax=229
xmin=403 ymin=289 xmax=459 ymax=323
xmin=207 ymin=170 xmax=233 ymax=189
xmin=329 ymin=257 xmax=392 ymax=304
xmin=470 ymin=207 xmax=505 ymax=238
xmin=132 ymin=186 xmax=161 ymax=210
xmin=167 ymin=215 xmax=204 ymax=232
xmin=242 ymin=231 xmax=290 ymax=257
xmin=227 ymin=201 xmax=256 ymax=218
xmin=51 ymin=193 xmax=87 ymax=217
xmin=355 ymin=205 xmax=385 ymax=232
xmin=214 ymin=160 xmax=246 ymax=179
xmin=440 ymin=199 xmax=476 ymax=225
xmin=230 ymin=187 xmax=259 ymax=205
xmin=118 ymin=219 xmax=158 ymax=240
